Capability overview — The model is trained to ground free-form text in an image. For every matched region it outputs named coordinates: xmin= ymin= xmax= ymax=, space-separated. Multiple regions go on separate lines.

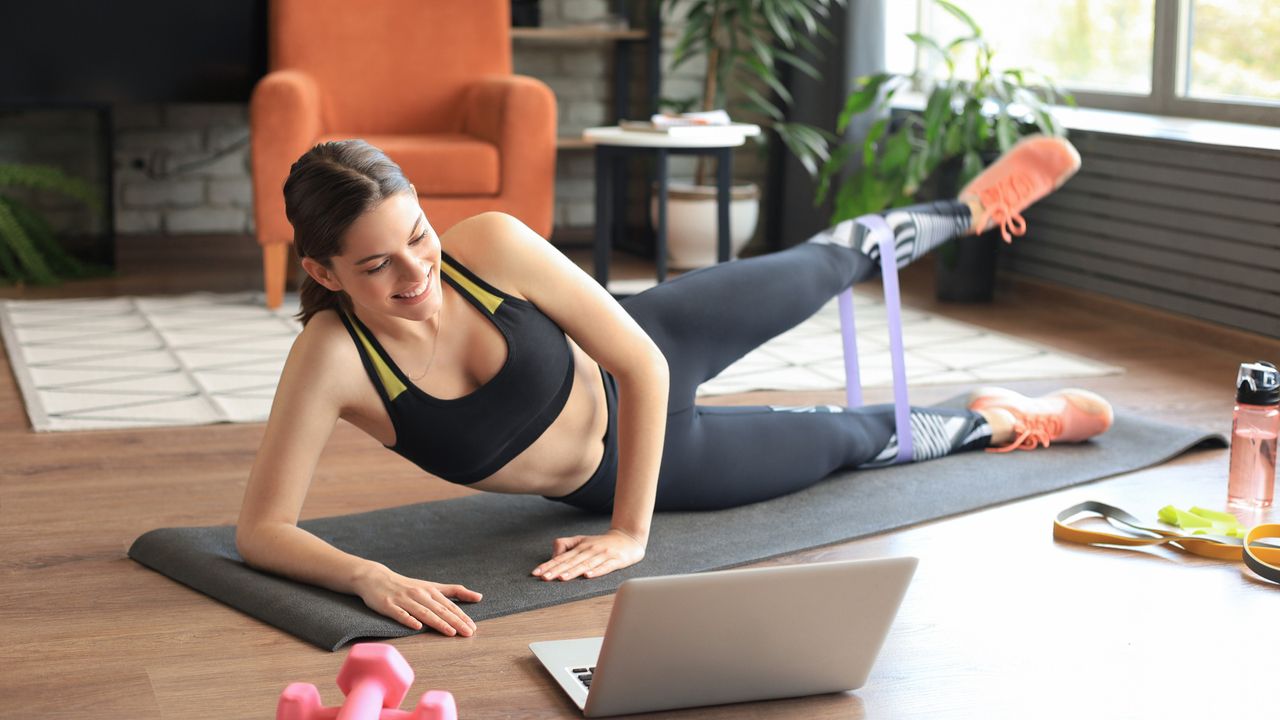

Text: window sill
xmin=890 ymin=93 xmax=1280 ymax=154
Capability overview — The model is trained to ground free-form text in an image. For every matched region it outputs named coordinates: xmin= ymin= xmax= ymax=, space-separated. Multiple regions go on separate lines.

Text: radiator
xmin=1003 ymin=130 xmax=1280 ymax=338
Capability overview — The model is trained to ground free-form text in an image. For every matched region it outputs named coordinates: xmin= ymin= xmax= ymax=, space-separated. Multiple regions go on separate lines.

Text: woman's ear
xmin=301 ymin=257 xmax=344 ymax=292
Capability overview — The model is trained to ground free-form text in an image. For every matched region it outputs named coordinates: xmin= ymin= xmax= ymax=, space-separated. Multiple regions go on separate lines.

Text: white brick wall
xmin=0 ymin=1 xmax=766 ymax=247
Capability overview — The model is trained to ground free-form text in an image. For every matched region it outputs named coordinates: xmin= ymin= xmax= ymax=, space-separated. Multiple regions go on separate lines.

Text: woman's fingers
xmin=534 ymin=549 xmax=579 ymax=578
xmin=535 ymin=548 xmax=591 ymax=579
xmin=538 ymin=550 xmax=608 ymax=581
xmin=402 ymin=595 xmax=472 ymax=637
xmin=554 ymin=553 xmax=607 ymax=580
xmin=442 ymin=584 xmax=484 ymax=603
xmin=390 ymin=604 xmax=425 ymax=631
xmin=418 ymin=589 xmax=477 ymax=635
xmin=552 ymin=535 xmax=585 ymax=556
xmin=386 ymin=587 xmax=477 ymax=637
xmin=584 ymin=557 xmax=623 ymax=578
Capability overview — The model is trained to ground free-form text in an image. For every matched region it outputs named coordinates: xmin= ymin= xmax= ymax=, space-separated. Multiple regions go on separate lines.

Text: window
xmin=886 ymin=0 xmax=1280 ymax=126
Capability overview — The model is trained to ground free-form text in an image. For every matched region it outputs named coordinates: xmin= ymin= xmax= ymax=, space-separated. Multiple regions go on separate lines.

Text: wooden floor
xmin=3 ymin=236 xmax=1279 ymax=718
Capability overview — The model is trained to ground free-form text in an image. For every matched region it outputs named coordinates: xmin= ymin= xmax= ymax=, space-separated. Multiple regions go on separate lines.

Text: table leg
xmin=716 ymin=147 xmax=732 ymax=264
xmin=613 ymin=149 xmax=627 ymax=261
xmin=593 ymin=146 xmax=612 ymax=286
xmin=655 ymin=148 xmax=669 ymax=283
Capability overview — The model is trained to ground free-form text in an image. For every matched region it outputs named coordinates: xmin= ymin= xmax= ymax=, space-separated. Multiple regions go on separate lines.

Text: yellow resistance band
xmin=1054 ymin=501 xmax=1280 ymax=584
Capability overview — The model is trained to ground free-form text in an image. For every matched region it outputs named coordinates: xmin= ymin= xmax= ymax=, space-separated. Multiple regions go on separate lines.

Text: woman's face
xmin=315 ymin=191 xmax=443 ymax=322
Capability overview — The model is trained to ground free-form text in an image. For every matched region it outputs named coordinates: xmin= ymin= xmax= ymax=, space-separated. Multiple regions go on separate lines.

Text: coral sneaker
xmin=968 ymin=387 xmax=1114 ymax=453
xmin=959 ymin=135 xmax=1082 ymax=242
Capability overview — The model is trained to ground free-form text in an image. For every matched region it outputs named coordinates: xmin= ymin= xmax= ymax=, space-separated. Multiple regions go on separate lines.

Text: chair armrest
xmin=250 ymin=70 xmax=325 ymax=247
xmin=461 ymin=75 xmax=557 ymax=236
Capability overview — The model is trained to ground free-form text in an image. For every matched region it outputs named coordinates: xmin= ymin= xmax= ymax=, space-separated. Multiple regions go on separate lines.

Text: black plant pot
xmin=934 ymin=231 xmax=999 ymax=303
xmin=926 ymin=151 xmax=1001 ymax=303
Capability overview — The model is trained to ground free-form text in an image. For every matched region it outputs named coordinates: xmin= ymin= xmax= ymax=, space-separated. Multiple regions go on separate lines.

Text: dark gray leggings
xmin=548 ymin=242 xmax=989 ymax=513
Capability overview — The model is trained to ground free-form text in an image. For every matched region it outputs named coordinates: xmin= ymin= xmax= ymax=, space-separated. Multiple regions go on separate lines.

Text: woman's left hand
xmin=532 ymin=528 xmax=646 ymax=581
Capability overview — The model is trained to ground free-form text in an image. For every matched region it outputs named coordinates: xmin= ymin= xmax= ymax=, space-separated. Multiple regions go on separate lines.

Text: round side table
xmin=581 ymin=124 xmax=761 ymax=289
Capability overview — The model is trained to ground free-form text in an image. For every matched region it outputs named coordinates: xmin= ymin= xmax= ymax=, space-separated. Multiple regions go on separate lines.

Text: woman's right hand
xmin=353 ymin=563 xmax=483 ymax=637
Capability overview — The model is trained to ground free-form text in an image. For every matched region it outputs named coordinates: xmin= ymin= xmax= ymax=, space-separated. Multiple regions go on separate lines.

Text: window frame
xmin=907 ymin=0 xmax=1280 ymax=127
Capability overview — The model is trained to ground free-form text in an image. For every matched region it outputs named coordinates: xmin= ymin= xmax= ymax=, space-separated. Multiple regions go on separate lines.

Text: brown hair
xmin=283 ymin=139 xmax=414 ymax=325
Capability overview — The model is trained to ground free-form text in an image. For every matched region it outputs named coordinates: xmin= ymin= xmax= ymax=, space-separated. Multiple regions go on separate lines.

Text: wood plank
xmin=556 ymin=136 xmax=593 ymax=151
xmin=512 ymin=27 xmax=649 ymax=41
xmin=5 ymin=242 xmax=1280 ymax=717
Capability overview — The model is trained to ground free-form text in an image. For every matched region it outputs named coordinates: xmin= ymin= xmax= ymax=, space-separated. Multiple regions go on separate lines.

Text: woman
xmin=236 ymin=136 xmax=1112 ymax=639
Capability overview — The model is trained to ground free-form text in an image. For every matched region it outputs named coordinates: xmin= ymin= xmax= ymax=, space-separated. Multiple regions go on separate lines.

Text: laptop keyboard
xmin=571 ymin=666 xmax=596 ymax=689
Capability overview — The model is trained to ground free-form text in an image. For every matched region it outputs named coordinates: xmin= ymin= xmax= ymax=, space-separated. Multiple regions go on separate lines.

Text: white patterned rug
xmin=0 ymin=291 xmax=1121 ymax=432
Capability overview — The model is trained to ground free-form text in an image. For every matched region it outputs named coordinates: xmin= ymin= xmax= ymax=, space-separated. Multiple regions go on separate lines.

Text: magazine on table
xmin=619 ymin=110 xmax=753 ymax=137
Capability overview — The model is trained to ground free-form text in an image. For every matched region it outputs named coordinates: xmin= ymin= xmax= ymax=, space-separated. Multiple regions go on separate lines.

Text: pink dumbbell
xmin=277 ymin=643 xmax=458 ymax=720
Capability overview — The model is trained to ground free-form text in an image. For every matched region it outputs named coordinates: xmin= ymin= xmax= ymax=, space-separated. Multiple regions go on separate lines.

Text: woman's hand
xmin=353 ymin=563 xmax=482 ymax=636
xmin=532 ymin=528 xmax=647 ymax=581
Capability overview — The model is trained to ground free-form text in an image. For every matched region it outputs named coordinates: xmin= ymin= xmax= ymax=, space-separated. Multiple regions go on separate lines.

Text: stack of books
xmin=619 ymin=110 xmax=753 ymax=137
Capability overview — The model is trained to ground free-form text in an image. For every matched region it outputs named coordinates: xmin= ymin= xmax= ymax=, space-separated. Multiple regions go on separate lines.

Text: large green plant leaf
xmin=837 ymin=73 xmax=891 ymax=132
xmin=0 ymin=164 xmax=102 ymax=213
xmin=0 ymin=196 xmax=57 ymax=285
xmin=935 ymin=0 xmax=980 ymax=36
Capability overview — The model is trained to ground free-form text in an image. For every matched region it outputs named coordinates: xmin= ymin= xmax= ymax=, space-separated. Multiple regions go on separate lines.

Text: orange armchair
xmin=250 ymin=0 xmax=557 ymax=308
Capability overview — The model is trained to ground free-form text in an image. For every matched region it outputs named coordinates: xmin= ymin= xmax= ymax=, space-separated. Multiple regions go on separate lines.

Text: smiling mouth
xmin=392 ymin=268 xmax=432 ymax=300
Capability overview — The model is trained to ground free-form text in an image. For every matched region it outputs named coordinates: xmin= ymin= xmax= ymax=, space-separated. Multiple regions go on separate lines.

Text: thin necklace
xmin=407 ymin=310 xmax=443 ymax=382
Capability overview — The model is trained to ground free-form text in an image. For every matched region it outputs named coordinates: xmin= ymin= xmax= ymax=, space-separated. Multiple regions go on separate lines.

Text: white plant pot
xmin=650 ymin=181 xmax=760 ymax=270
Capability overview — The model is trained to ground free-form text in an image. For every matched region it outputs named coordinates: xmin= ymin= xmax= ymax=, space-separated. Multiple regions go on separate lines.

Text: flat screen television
xmin=1 ymin=0 xmax=267 ymax=104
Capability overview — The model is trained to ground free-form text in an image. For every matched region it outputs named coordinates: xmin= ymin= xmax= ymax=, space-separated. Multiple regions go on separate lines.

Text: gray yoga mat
xmin=130 ymin=405 xmax=1225 ymax=651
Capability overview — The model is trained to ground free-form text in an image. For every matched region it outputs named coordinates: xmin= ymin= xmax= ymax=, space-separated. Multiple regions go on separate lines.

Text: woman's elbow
xmin=631 ymin=342 xmax=669 ymax=388
xmin=235 ymin=524 xmax=264 ymax=567
xmin=647 ymin=343 xmax=669 ymax=383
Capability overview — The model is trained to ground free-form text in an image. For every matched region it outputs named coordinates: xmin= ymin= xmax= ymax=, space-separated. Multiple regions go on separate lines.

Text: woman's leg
xmin=620 ymin=199 xmax=974 ymax=413
xmin=653 ymin=402 xmax=992 ymax=511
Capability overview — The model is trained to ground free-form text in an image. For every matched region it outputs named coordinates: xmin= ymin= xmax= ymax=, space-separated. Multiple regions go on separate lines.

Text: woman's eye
xmin=366 ymin=233 xmax=425 ymax=274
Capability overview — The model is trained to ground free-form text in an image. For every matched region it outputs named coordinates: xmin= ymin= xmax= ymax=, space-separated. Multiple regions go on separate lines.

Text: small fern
xmin=0 ymin=163 xmax=110 ymax=286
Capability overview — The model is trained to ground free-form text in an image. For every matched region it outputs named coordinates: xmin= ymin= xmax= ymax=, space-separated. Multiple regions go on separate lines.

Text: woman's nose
xmin=398 ymin=253 xmax=428 ymax=282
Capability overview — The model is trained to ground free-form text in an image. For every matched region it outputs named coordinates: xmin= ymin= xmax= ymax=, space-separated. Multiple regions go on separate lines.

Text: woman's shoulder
xmin=283 ymin=309 xmax=364 ymax=398
xmin=439 ymin=211 xmax=524 ymax=258
xmin=439 ymin=212 xmax=536 ymax=297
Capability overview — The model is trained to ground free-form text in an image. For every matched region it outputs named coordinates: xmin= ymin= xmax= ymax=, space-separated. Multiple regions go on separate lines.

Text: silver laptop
xmin=529 ymin=556 xmax=917 ymax=717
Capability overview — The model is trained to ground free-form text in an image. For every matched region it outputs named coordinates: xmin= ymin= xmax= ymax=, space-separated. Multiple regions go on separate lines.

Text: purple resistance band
xmin=837 ymin=214 xmax=913 ymax=464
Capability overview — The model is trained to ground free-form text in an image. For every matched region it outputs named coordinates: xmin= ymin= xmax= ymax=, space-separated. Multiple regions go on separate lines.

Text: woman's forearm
xmin=608 ymin=351 xmax=670 ymax=543
xmin=236 ymin=523 xmax=385 ymax=595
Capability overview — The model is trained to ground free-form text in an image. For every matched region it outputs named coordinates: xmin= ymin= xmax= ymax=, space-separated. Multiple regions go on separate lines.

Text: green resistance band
xmin=1054 ymin=500 xmax=1280 ymax=584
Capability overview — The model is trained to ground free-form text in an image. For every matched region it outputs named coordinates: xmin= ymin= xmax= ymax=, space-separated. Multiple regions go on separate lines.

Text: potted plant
xmin=816 ymin=0 xmax=1072 ymax=301
xmin=657 ymin=0 xmax=843 ymax=268
xmin=0 ymin=163 xmax=106 ymax=286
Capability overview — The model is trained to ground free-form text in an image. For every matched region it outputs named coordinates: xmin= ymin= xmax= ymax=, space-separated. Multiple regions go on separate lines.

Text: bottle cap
xmin=1236 ymin=361 xmax=1280 ymax=405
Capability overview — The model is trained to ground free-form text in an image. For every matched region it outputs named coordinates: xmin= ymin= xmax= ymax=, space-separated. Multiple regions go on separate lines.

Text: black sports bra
xmin=338 ymin=251 xmax=574 ymax=484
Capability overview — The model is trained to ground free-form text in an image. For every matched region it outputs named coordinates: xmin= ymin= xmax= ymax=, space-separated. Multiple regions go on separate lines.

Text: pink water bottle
xmin=1227 ymin=361 xmax=1280 ymax=509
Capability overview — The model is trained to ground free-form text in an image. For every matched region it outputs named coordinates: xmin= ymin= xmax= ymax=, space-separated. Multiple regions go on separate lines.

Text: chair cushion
xmin=319 ymin=134 xmax=500 ymax=197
